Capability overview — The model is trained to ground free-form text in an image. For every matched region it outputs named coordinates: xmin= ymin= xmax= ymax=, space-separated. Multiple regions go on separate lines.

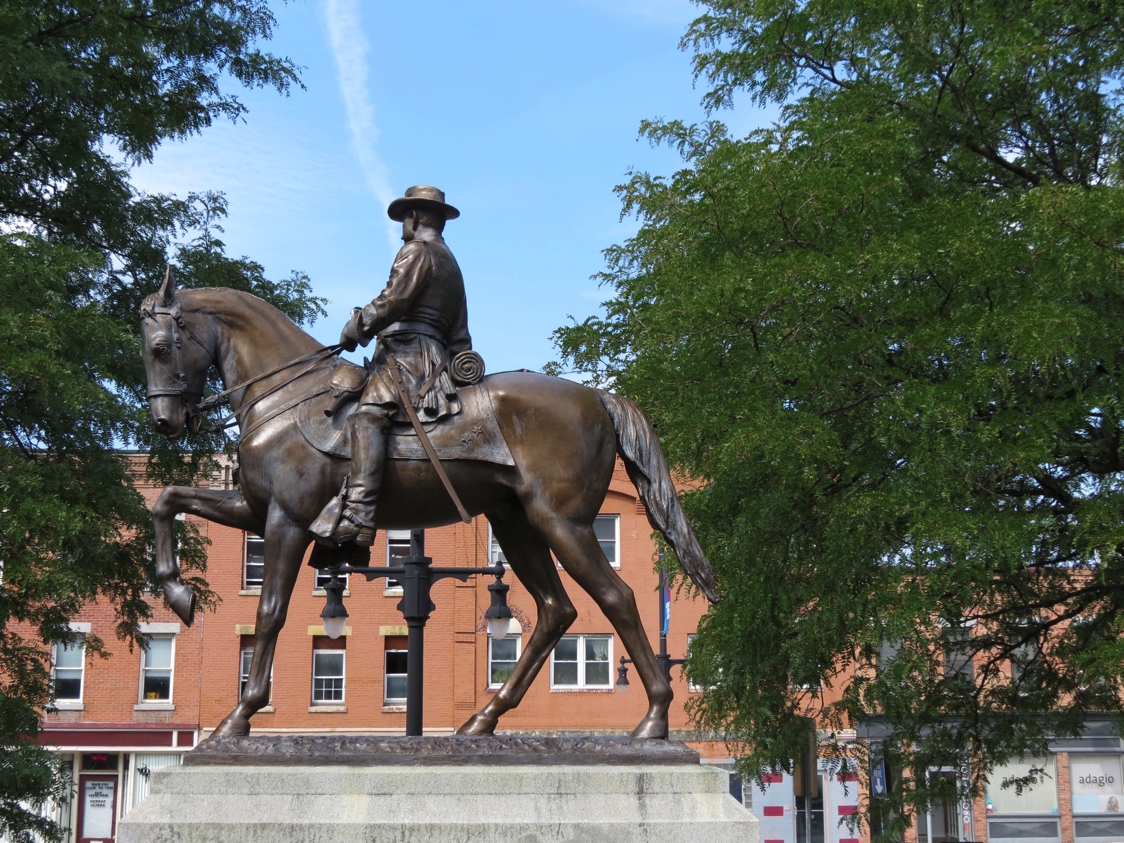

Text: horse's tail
xmin=597 ymin=390 xmax=719 ymax=604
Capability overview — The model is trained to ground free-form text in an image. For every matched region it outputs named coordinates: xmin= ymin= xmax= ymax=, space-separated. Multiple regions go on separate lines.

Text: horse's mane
xmin=142 ymin=286 xmax=323 ymax=353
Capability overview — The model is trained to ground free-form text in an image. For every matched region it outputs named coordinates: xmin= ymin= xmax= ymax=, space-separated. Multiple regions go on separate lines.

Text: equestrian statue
xmin=139 ymin=185 xmax=719 ymax=740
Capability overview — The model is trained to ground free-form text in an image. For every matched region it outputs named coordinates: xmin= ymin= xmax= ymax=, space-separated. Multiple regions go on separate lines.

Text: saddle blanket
xmin=295 ymin=377 xmax=514 ymax=466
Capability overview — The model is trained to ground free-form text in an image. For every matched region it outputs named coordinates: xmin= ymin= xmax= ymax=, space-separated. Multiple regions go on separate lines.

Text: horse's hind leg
xmin=538 ymin=517 xmax=673 ymax=739
xmin=212 ymin=512 xmax=308 ymax=738
xmin=457 ymin=513 xmax=577 ymax=735
xmin=152 ymin=487 xmax=265 ymax=626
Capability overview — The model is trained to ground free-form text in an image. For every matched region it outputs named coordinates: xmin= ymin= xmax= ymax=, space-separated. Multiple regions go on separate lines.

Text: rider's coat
xmin=355 ymin=230 xmax=471 ymax=422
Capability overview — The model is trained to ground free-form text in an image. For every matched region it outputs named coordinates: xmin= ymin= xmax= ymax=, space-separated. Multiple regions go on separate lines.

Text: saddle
xmin=295 ymin=362 xmax=514 ymax=466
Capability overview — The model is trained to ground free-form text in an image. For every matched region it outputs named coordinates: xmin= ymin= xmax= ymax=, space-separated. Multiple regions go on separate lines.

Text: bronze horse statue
xmin=139 ymin=273 xmax=718 ymax=739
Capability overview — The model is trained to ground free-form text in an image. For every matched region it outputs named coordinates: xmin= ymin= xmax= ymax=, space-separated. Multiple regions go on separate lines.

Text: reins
xmin=195 ymin=344 xmax=344 ymax=433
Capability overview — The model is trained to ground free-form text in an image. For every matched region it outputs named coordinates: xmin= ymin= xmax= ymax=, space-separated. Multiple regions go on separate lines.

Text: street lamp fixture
xmin=485 ymin=577 xmax=513 ymax=640
xmin=318 ymin=529 xmax=509 ymax=736
xmin=320 ymin=575 xmax=349 ymax=640
xmin=615 ymin=659 xmax=631 ymax=696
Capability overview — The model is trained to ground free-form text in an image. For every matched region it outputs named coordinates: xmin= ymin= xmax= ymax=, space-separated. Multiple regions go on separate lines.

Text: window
xmin=1011 ymin=627 xmax=1040 ymax=686
xmin=314 ymin=569 xmax=348 ymax=590
xmin=130 ymin=753 xmax=182 ymax=811
xmin=488 ymin=634 xmax=521 ymax=687
xmin=386 ymin=530 xmax=412 ymax=589
xmin=1070 ymin=755 xmax=1123 ymax=814
xmin=1071 ymin=617 xmax=1110 ymax=690
xmin=239 ymin=638 xmax=272 ymax=702
xmin=384 ymin=637 xmax=408 ymax=703
xmin=243 ymin=534 xmax=264 ymax=589
xmin=488 ymin=525 xmax=507 ymax=566
xmin=239 ymin=647 xmax=252 ymax=699
xmin=594 ymin=515 xmax=619 ymax=567
xmin=140 ymin=636 xmax=174 ymax=702
xmin=987 ymin=756 xmax=1058 ymax=815
xmin=686 ymin=633 xmax=706 ymax=693
xmin=877 ymin=637 xmax=901 ymax=673
xmin=551 ymin=634 xmax=612 ymax=689
xmin=311 ymin=650 xmax=345 ymax=704
xmin=944 ymin=624 xmax=974 ymax=679
xmin=52 ymin=639 xmax=85 ymax=702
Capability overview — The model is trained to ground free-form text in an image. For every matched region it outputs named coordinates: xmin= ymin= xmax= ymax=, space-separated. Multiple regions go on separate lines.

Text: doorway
xmin=77 ymin=753 xmax=119 ymax=843
xmin=797 ymin=772 xmax=827 ymax=843
xmin=920 ymin=768 xmax=974 ymax=843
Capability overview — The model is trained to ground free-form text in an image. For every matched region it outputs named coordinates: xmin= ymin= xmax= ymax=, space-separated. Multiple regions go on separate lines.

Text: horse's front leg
xmin=212 ymin=513 xmax=309 ymax=738
xmin=152 ymin=486 xmax=265 ymax=626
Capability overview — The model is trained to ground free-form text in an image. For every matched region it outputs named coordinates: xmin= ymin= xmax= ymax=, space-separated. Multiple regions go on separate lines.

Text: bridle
xmin=142 ymin=296 xmax=341 ymax=435
xmin=142 ymin=298 xmax=212 ymax=432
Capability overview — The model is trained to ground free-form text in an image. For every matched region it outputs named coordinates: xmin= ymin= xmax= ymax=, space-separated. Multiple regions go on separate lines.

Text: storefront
xmin=39 ymin=724 xmax=195 ymax=842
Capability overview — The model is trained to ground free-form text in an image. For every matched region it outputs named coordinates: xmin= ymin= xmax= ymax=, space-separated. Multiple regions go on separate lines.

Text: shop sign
xmin=1071 ymin=755 xmax=1124 ymax=814
xmin=81 ymin=779 xmax=114 ymax=839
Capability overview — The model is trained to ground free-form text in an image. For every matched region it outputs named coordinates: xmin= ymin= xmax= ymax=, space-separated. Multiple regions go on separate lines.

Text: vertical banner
xmin=870 ymin=742 xmax=888 ymax=797
xmin=660 ymin=568 xmax=671 ymax=636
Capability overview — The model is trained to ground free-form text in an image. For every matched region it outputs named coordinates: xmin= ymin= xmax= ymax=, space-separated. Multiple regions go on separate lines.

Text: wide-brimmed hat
xmin=387 ymin=185 xmax=460 ymax=222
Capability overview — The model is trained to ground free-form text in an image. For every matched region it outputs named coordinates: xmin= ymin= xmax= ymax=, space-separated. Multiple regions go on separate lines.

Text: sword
xmin=384 ymin=354 xmax=472 ymax=524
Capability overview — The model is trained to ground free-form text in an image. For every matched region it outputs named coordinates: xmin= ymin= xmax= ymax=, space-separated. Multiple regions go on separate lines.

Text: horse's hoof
xmin=456 ymin=713 xmax=498 ymax=735
xmin=212 ymin=715 xmax=251 ymax=738
xmin=629 ymin=714 xmax=669 ymax=740
xmin=164 ymin=582 xmax=197 ymax=627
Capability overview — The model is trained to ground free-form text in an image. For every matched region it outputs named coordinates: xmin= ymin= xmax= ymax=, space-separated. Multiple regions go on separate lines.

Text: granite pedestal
xmin=117 ymin=735 xmax=760 ymax=843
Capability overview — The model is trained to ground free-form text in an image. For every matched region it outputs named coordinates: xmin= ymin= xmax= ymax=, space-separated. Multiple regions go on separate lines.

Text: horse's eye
xmin=153 ymin=344 xmax=170 ymax=357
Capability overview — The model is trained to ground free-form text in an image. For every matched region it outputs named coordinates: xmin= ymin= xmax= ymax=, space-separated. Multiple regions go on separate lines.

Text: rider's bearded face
xmin=401 ymin=212 xmax=417 ymax=242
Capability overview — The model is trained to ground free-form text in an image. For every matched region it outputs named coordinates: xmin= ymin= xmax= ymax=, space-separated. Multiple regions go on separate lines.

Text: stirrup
xmin=332 ymin=509 xmax=376 ymax=546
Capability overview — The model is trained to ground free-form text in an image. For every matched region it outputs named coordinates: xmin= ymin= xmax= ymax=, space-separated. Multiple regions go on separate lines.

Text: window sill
xmin=549 ymin=687 xmax=615 ymax=693
xmin=134 ymin=702 xmax=175 ymax=711
xmin=239 ymin=588 xmax=262 ymax=596
xmin=308 ymin=705 xmax=347 ymax=713
xmin=257 ymin=705 xmax=275 ymax=713
xmin=382 ymin=704 xmax=407 ymax=712
xmin=384 ymin=588 xmax=404 ymax=597
xmin=312 ymin=588 xmax=351 ymax=597
xmin=51 ymin=701 xmax=85 ymax=710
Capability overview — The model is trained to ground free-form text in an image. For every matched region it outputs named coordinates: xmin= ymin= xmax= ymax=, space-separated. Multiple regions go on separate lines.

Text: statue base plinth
xmin=118 ymin=736 xmax=759 ymax=843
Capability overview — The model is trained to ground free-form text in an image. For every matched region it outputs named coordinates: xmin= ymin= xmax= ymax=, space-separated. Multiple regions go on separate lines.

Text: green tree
xmin=0 ymin=3 xmax=323 ymax=839
xmin=553 ymin=0 xmax=1124 ymax=831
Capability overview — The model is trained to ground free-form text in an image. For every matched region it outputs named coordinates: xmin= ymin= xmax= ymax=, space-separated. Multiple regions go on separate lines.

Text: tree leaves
xmin=555 ymin=0 xmax=1124 ymax=830
xmin=0 ymin=3 xmax=321 ymax=838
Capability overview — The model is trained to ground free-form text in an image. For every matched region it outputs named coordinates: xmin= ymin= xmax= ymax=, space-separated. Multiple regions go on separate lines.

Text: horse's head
xmin=138 ymin=268 xmax=211 ymax=439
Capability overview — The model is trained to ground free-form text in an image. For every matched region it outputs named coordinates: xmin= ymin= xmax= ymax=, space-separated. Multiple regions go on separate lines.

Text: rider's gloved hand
xmin=340 ymin=308 xmax=362 ymax=352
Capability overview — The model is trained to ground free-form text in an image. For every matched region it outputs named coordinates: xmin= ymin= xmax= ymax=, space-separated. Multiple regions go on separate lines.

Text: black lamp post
xmin=616 ymin=568 xmax=686 ymax=694
xmin=319 ymin=529 xmax=510 ymax=736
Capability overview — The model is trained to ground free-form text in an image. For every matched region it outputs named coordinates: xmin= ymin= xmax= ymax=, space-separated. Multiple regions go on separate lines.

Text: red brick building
xmin=32 ymin=458 xmax=1124 ymax=843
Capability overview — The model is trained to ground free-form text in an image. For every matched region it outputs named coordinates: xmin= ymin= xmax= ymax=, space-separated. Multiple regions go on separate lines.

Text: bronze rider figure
xmin=325 ymin=185 xmax=471 ymax=545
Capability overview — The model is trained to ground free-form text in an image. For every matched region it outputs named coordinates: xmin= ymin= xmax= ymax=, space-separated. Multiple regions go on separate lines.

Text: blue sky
xmin=131 ymin=0 xmax=770 ymax=374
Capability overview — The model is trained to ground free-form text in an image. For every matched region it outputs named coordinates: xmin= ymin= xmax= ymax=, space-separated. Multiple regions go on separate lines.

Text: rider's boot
xmin=331 ymin=408 xmax=390 ymax=546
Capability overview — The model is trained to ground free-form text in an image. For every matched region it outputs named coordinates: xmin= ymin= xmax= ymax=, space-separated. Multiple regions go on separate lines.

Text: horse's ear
xmin=159 ymin=265 xmax=176 ymax=305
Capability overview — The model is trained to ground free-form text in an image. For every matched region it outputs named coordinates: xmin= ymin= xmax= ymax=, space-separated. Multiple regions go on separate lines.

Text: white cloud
xmin=322 ymin=0 xmax=400 ymax=253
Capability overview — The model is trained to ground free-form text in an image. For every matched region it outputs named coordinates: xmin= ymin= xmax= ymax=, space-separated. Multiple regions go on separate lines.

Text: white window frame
xmin=239 ymin=647 xmax=273 ymax=702
xmin=594 ymin=514 xmax=620 ymax=569
xmin=487 ymin=524 xmax=508 ymax=567
xmin=687 ymin=633 xmax=702 ymax=693
xmin=138 ymin=635 xmax=175 ymax=705
xmin=243 ymin=533 xmax=264 ymax=591
xmin=384 ymin=645 xmax=408 ymax=704
xmin=311 ymin=649 xmax=346 ymax=705
xmin=52 ymin=638 xmax=86 ymax=705
xmin=385 ymin=530 xmax=412 ymax=591
xmin=550 ymin=634 xmax=614 ymax=690
xmin=313 ymin=569 xmax=348 ymax=591
xmin=943 ymin=620 xmax=976 ymax=678
xmin=488 ymin=631 xmax=522 ymax=688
